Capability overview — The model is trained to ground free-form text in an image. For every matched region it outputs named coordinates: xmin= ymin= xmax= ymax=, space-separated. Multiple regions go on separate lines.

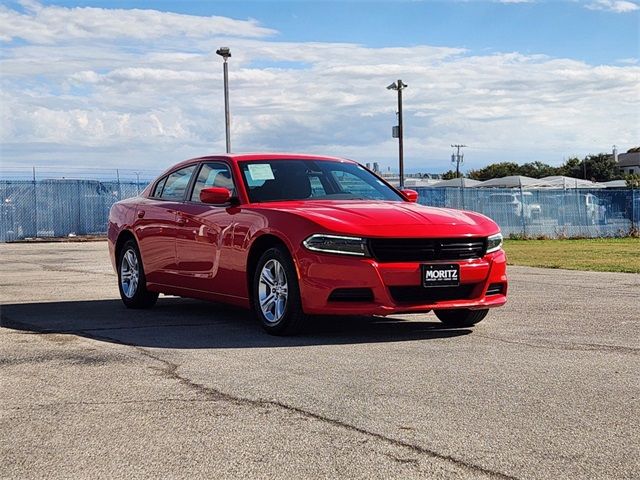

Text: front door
xmin=174 ymin=162 xmax=239 ymax=296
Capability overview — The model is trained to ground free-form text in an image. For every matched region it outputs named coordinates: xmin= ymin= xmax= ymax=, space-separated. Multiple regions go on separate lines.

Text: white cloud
xmin=1 ymin=1 xmax=639 ymax=173
xmin=586 ymin=0 xmax=640 ymax=13
xmin=0 ymin=1 xmax=275 ymax=44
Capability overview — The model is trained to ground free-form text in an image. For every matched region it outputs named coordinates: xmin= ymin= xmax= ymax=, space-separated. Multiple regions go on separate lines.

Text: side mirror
xmin=400 ymin=189 xmax=419 ymax=203
xmin=200 ymin=187 xmax=231 ymax=204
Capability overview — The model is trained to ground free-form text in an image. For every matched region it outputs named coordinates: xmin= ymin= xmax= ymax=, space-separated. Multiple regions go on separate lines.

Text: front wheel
xmin=434 ymin=308 xmax=488 ymax=328
xmin=252 ymin=247 xmax=305 ymax=335
xmin=118 ymin=239 xmax=158 ymax=309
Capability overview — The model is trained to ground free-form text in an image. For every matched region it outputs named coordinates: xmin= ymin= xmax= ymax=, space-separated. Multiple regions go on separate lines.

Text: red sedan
xmin=108 ymin=153 xmax=507 ymax=335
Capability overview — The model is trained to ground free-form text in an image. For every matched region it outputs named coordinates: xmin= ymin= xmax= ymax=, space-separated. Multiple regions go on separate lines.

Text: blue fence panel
xmin=0 ymin=179 xmax=146 ymax=241
xmin=0 ymin=179 xmax=637 ymax=241
xmin=415 ymin=187 xmax=638 ymax=238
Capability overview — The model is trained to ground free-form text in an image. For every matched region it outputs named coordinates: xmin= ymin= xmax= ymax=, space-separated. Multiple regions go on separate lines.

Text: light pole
xmin=216 ymin=47 xmax=232 ymax=153
xmin=387 ymin=79 xmax=407 ymax=188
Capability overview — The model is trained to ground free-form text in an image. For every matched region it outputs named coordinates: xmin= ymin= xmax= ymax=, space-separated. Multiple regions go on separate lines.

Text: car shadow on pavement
xmin=1 ymin=297 xmax=472 ymax=349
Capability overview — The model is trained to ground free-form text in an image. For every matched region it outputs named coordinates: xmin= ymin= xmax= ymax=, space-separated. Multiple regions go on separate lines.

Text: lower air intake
xmin=328 ymin=288 xmax=374 ymax=302
xmin=389 ymin=284 xmax=477 ymax=303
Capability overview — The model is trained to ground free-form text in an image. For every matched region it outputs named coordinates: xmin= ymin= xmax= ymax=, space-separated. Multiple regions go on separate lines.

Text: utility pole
xmin=216 ymin=47 xmax=232 ymax=153
xmin=387 ymin=79 xmax=408 ymax=188
xmin=451 ymin=144 xmax=466 ymax=178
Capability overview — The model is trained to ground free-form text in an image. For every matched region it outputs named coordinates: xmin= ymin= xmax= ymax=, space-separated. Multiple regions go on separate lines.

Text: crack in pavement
xmin=5 ymin=320 xmax=520 ymax=478
xmin=6 ymin=314 xmax=628 ymax=478
xmin=73 ymin=328 xmax=519 ymax=480
xmin=2 ymin=316 xmax=520 ymax=478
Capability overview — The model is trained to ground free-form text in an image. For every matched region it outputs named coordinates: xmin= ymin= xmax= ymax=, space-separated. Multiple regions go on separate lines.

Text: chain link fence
xmin=415 ymin=187 xmax=639 ymax=238
xmin=0 ymin=177 xmax=638 ymax=241
xmin=0 ymin=179 xmax=147 ymax=241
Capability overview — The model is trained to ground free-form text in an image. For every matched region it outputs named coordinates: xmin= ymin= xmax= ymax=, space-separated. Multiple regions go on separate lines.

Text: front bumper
xmin=295 ymin=249 xmax=508 ymax=316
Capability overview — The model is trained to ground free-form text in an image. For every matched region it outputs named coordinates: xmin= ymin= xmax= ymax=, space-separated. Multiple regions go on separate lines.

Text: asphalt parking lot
xmin=1 ymin=241 xmax=638 ymax=479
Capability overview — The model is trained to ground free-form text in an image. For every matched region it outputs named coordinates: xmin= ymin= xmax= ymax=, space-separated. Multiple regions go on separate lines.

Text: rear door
xmin=135 ymin=164 xmax=197 ymax=286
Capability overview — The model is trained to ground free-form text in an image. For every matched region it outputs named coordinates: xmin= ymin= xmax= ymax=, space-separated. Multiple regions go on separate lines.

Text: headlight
xmin=486 ymin=233 xmax=503 ymax=253
xmin=303 ymin=234 xmax=369 ymax=257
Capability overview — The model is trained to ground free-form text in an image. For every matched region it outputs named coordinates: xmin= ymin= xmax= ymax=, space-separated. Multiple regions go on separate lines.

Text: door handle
xmin=137 ymin=210 xmax=145 ymax=218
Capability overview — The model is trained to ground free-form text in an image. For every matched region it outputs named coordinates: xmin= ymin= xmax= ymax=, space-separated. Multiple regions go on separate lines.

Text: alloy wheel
xmin=258 ymin=259 xmax=288 ymax=323
xmin=120 ymin=248 xmax=140 ymax=298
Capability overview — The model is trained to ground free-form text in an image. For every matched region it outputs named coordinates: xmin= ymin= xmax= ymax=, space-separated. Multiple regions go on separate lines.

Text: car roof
xmin=169 ymin=152 xmax=353 ymax=170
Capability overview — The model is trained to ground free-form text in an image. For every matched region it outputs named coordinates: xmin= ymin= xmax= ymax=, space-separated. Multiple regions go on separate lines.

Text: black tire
xmin=252 ymin=247 xmax=305 ymax=335
xmin=117 ymin=239 xmax=158 ymax=309
xmin=434 ymin=308 xmax=488 ymax=328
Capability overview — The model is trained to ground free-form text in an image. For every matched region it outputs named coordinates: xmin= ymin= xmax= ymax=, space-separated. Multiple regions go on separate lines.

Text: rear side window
xmin=158 ymin=165 xmax=196 ymax=201
xmin=152 ymin=177 xmax=167 ymax=198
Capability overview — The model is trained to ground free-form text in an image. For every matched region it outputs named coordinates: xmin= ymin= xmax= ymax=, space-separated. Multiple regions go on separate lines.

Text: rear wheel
xmin=434 ymin=308 xmax=488 ymax=328
xmin=252 ymin=247 xmax=305 ymax=335
xmin=118 ymin=239 xmax=158 ymax=309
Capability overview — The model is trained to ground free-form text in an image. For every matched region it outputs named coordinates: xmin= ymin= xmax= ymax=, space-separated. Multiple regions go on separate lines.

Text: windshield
xmin=239 ymin=159 xmax=404 ymax=203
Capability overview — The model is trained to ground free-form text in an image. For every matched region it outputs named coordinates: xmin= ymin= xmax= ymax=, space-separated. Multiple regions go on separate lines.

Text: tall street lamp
xmin=387 ymin=79 xmax=407 ymax=188
xmin=216 ymin=47 xmax=232 ymax=153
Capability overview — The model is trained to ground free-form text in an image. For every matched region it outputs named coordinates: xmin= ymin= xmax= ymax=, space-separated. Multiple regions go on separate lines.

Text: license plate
xmin=422 ymin=264 xmax=460 ymax=287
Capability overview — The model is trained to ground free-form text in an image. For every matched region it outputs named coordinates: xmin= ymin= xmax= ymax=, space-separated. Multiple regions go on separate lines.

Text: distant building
xmin=618 ymin=147 xmax=640 ymax=175
xmin=379 ymin=172 xmax=442 ymax=187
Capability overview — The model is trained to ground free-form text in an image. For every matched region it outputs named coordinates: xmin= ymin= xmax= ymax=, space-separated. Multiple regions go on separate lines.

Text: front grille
xmin=368 ymin=237 xmax=486 ymax=262
xmin=389 ymin=284 xmax=477 ymax=303
xmin=328 ymin=288 xmax=374 ymax=302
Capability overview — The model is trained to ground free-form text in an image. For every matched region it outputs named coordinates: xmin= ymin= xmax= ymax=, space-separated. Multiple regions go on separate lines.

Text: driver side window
xmin=190 ymin=162 xmax=236 ymax=202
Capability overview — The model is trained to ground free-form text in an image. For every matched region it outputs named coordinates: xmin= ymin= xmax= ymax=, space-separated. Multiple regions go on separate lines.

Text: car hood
xmin=251 ymin=200 xmax=496 ymax=237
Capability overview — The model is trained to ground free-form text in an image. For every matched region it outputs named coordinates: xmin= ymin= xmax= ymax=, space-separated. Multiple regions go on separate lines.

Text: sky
xmin=0 ymin=0 xmax=639 ymax=175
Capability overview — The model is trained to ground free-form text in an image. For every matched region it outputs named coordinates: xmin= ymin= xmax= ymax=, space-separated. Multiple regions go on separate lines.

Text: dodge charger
xmin=108 ymin=153 xmax=507 ymax=335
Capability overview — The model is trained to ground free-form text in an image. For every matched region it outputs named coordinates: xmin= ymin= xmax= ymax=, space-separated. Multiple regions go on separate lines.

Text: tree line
xmin=442 ymin=153 xmax=639 ymax=186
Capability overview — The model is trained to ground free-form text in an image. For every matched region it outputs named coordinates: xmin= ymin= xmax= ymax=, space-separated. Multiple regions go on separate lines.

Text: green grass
xmin=503 ymin=238 xmax=640 ymax=274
